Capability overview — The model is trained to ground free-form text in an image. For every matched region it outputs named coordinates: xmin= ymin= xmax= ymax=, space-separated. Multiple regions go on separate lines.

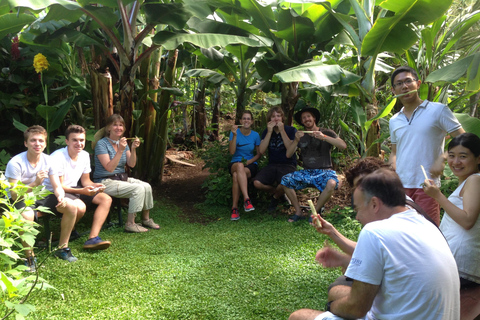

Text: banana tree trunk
xmin=90 ymin=69 xmax=114 ymax=129
xmin=211 ymin=86 xmax=221 ymax=140
xmin=281 ymin=82 xmax=299 ymax=126
xmin=150 ymin=49 xmax=178 ymax=185
xmin=192 ymin=79 xmax=206 ymax=147
xmin=365 ymin=102 xmax=380 ymax=157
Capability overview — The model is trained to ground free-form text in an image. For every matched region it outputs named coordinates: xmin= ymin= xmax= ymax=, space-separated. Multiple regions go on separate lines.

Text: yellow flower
xmin=33 ymin=53 xmax=49 ymax=73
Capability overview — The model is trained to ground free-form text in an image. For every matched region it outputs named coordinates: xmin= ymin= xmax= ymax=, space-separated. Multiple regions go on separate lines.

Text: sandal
xmin=142 ymin=218 xmax=160 ymax=230
xmin=288 ymin=214 xmax=305 ymax=223
xmin=125 ymin=222 xmax=148 ymax=233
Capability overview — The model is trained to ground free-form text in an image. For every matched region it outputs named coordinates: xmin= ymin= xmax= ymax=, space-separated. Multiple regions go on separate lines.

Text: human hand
xmin=276 ymin=121 xmax=284 ymax=132
xmin=312 ymin=130 xmax=326 ymax=141
xmin=118 ymin=137 xmax=128 ymax=152
xmin=84 ymin=186 xmax=99 ymax=196
xmin=131 ymin=137 xmax=141 ymax=149
xmin=422 ymin=179 xmax=441 ymax=199
xmin=266 ymin=120 xmax=276 ymax=132
xmin=56 ymin=196 xmax=67 ymax=209
xmin=310 ymin=215 xmax=333 ymax=235
xmin=35 ymin=170 xmax=48 ymax=185
xmin=315 ymin=245 xmax=350 ymax=269
xmin=231 ymin=125 xmax=238 ymax=135
xmin=295 ymin=131 xmax=304 ymax=141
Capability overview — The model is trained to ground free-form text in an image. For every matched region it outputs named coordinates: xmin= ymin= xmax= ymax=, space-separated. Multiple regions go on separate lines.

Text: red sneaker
xmin=231 ymin=208 xmax=240 ymax=221
xmin=244 ymin=198 xmax=255 ymax=212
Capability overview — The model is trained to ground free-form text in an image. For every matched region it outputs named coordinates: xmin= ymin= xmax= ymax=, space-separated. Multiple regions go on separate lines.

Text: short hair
xmin=24 ymin=125 xmax=47 ymax=142
xmin=448 ymin=133 xmax=480 ymax=170
xmin=356 ymin=168 xmax=406 ymax=208
xmin=241 ymin=110 xmax=254 ymax=120
xmin=345 ymin=157 xmax=391 ymax=187
xmin=391 ymin=66 xmax=418 ymax=87
xmin=65 ymin=125 xmax=86 ymax=140
xmin=266 ymin=106 xmax=285 ymax=122
xmin=105 ymin=114 xmax=125 ymax=136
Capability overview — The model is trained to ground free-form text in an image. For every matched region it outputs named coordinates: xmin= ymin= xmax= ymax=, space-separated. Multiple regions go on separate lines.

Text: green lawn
xmin=29 ymin=202 xmax=358 ymax=319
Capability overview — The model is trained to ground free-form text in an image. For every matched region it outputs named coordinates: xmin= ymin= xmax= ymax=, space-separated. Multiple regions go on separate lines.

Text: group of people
xmin=228 ymin=106 xmax=346 ymax=221
xmin=285 ymin=66 xmax=480 ymax=319
xmin=5 ymin=114 xmax=160 ymax=272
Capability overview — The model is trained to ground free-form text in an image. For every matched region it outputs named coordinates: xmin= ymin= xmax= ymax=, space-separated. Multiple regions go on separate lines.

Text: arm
xmin=423 ymin=175 xmax=480 ymax=230
xmin=317 ymin=131 xmax=346 ymax=150
xmin=389 ymin=144 xmax=397 ymax=171
xmin=49 ymin=174 xmax=66 ymax=202
xmin=312 ymin=215 xmax=357 ymax=255
xmin=96 ymin=139 xmax=127 ymax=173
xmin=8 ymin=170 xmax=48 ymax=200
xmin=430 ymin=128 xmax=465 ymax=176
xmin=277 ymin=122 xmax=295 ymax=150
xmin=229 ymin=126 xmax=238 ymax=155
xmin=315 ymin=246 xmax=352 ymax=270
xmin=126 ymin=137 xmax=140 ymax=168
xmin=286 ymin=131 xmax=304 ymax=158
xmin=246 ymin=145 xmax=262 ymax=166
xmin=329 ymin=280 xmax=379 ymax=319
xmin=258 ymin=124 xmax=274 ymax=154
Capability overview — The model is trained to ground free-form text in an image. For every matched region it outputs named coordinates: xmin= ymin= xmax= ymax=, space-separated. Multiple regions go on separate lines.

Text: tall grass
xmin=28 ymin=202 xmax=359 ymax=319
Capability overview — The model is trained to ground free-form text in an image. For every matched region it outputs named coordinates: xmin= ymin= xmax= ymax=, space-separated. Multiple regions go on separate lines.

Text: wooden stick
xmin=307 ymin=199 xmax=322 ymax=228
xmin=420 ymin=165 xmax=429 ymax=180
xmin=392 ymin=90 xmax=418 ymax=98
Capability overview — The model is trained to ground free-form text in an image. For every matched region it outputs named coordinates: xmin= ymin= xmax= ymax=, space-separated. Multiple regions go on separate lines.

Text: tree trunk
xmin=90 ymin=69 xmax=114 ymax=129
xmin=281 ymin=82 xmax=299 ymax=126
xmin=470 ymin=92 xmax=479 ymax=118
xmin=211 ymin=86 xmax=221 ymax=140
xmin=150 ymin=49 xmax=178 ymax=185
xmin=192 ymin=79 xmax=206 ymax=147
xmin=365 ymin=102 xmax=381 ymax=158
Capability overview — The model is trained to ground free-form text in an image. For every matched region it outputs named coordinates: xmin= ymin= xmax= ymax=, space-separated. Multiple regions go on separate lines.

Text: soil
xmin=158 ymin=152 xmax=352 ymax=223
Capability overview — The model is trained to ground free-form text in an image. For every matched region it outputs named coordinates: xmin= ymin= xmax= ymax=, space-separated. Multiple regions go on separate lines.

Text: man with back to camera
xmin=289 ymin=169 xmax=460 ymax=320
xmin=281 ymin=107 xmax=346 ymax=222
xmin=51 ymin=125 xmax=112 ymax=250
xmin=389 ymin=66 xmax=464 ymax=225
xmin=253 ymin=106 xmax=297 ymax=212
xmin=5 ymin=125 xmax=81 ymax=265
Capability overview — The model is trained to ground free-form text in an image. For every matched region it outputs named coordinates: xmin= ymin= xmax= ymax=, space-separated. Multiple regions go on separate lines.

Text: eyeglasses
xmin=393 ymin=78 xmax=417 ymax=89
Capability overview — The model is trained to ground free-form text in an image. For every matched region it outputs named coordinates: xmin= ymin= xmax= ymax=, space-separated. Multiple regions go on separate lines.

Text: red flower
xmin=11 ymin=36 xmax=20 ymax=61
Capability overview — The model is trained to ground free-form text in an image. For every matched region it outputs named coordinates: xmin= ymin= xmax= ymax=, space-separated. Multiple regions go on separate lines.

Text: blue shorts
xmin=280 ymin=169 xmax=339 ymax=192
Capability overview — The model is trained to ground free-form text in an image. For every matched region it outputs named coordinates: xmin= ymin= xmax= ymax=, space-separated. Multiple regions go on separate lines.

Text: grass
xmin=28 ymin=201 xmax=359 ymax=319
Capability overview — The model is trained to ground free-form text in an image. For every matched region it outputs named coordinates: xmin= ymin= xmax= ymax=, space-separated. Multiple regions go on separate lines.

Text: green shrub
xmin=0 ymin=178 xmax=54 ymax=319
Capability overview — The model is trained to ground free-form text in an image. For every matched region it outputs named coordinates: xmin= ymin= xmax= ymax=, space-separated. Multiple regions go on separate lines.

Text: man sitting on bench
xmin=51 ymin=125 xmax=112 ymax=250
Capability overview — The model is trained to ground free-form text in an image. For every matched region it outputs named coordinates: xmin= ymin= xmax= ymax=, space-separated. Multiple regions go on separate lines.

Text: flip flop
xmin=288 ymin=214 xmax=305 ymax=223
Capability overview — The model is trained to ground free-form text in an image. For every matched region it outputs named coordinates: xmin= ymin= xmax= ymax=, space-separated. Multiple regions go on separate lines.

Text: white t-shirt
xmin=389 ymin=100 xmax=462 ymax=188
xmin=51 ymin=147 xmax=91 ymax=187
xmin=440 ymin=173 xmax=480 ymax=284
xmin=5 ymin=151 xmax=56 ymax=192
xmin=346 ymin=209 xmax=460 ymax=320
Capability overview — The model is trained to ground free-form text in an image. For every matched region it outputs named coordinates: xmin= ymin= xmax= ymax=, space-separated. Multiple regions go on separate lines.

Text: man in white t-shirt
xmin=289 ymin=169 xmax=460 ymax=320
xmin=5 ymin=125 xmax=81 ymax=266
xmin=389 ymin=66 xmax=464 ymax=225
xmin=51 ymin=125 xmax=112 ymax=250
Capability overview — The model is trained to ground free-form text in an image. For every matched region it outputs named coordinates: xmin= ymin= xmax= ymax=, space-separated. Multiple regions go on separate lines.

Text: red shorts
xmin=405 ymin=188 xmax=440 ymax=226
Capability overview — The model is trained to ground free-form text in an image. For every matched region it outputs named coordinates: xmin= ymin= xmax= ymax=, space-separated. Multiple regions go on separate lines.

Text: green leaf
xmin=0 ymin=249 xmax=21 ymax=260
xmin=454 ymin=113 xmax=480 ymax=138
xmin=12 ymin=119 xmax=28 ymax=133
xmin=273 ymin=61 xmax=361 ymax=87
xmin=49 ymin=96 xmax=75 ymax=132
xmin=14 ymin=302 xmax=35 ymax=316
xmin=36 ymin=104 xmax=55 ymax=121
xmin=143 ymin=2 xmax=191 ymax=30
xmin=0 ymin=13 xmax=36 ymax=39
xmin=152 ymin=32 xmax=273 ymax=51
xmin=425 ymin=53 xmax=480 ymax=91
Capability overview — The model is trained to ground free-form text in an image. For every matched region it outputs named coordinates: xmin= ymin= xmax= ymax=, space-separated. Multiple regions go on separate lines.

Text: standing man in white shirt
xmin=51 ymin=125 xmax=111 ymax=250
xmin=389 ymin=66 xmax=464 ymax=225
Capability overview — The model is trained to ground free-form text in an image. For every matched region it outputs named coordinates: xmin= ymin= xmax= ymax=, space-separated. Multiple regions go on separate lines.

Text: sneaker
xmin=231 ymin=208 xmax=240 ymax=221
xmin=244 ymin=198 xmax=255 ymax=212
xmin=83 ymin=236 xmax=111 ymax=250
xmin=24 ymin=256 xmax=37 ymax=273
xmin=69 ymin=229 xmax=81 ymax=242
xmin=54 ymin=247 xmax=78 ymax=262
xmin=124 ymin=222 xmax=148 ymax=233
xmin=267 ymin=196 xmax=280 ymax=212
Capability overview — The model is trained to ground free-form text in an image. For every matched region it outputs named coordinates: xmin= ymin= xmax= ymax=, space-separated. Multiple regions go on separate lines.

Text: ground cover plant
xmin=27 ymin=199 xmax=360 ymax=319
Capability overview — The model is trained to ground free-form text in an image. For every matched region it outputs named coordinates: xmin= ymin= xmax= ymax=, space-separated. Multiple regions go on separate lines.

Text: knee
xmin=21 ymin=208 xmax=35 ymax=222
xmin=325 ymin=179 xmax=337 ymax=191
xmin=253 ymin=180 xmax=262 ymax=189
